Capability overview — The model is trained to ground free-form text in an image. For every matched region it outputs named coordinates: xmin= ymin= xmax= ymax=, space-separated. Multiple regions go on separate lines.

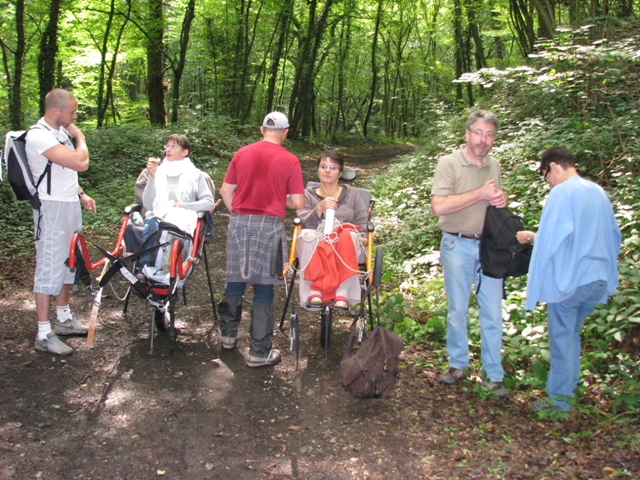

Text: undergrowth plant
xmin=368 ymin=28 xmax=640 ymax=419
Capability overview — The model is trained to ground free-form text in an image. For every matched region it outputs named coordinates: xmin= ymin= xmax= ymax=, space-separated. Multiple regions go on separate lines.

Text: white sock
xmin=37 ymin=322 xmax=52 ymax=341
xmin=57 ymin=305 xmax=72 ymax=322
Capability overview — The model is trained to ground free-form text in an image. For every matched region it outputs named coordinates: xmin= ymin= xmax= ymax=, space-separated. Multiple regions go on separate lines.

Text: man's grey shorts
xmin=33 ymin=200 xmax=81 ymax=296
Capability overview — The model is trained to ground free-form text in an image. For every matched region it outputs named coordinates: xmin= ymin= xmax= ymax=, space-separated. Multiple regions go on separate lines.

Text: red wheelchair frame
xmin=67 ymin=200 xmax=221 ymax=353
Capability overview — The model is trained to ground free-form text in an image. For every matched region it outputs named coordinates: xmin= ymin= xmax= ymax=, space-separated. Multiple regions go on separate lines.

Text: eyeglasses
xmin=164 ymin=144 xmax=182 ymax=151
xmin=319 ymin=164 xmax=339 ymax=171
xmin=468 ymin=129 xmax=496 ymax=139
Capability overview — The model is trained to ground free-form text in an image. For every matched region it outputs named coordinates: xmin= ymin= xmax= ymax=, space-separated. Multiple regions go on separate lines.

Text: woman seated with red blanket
xmin=296 ymin=152 xmax=368 ymax=310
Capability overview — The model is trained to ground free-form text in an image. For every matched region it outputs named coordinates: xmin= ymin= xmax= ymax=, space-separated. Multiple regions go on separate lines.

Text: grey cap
xmin=262 ymin=111 xmax=289 ymax=129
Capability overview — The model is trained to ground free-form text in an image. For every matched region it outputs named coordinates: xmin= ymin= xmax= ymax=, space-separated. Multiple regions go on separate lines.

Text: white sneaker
xmin=246 ymin=349 xmax=281 ymax=368
xmin=34 ymin=332 xmax=74 ymax=356
xmin=54 ymin=315 xmax=88 ymax=336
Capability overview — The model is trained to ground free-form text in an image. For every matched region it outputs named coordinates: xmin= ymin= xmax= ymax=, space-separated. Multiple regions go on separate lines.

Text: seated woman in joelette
xmin=140 ymin=134 xmax=214 ymax=256
xmin=296 ymin=152 xmax=368 ymax=310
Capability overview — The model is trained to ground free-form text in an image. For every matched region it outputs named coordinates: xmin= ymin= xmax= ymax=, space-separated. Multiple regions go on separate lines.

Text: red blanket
xmin=304 ymin=224 xmax=361 ymax=302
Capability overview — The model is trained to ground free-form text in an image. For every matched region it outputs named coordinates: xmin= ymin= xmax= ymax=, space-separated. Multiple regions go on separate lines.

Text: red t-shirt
xmin=224 ymin=140 xmax=304 ymax=218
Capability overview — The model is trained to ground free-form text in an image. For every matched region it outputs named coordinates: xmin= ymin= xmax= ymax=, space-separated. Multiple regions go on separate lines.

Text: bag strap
xmin=342 ymin=317 xmax=359 ymax=360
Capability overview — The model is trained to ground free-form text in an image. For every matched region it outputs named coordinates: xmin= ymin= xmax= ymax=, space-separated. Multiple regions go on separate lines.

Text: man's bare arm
xmin=286 ymin=194 xmax=305 ymax=210
xmin=220 ymin=182 xmax=236 ymax=212
xmin=41 ymin=124 xmax=89 ymax=172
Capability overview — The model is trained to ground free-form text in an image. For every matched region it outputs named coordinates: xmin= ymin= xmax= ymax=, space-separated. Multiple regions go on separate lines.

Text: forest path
xmin=0 ymin=143 xmax=637 ymax=479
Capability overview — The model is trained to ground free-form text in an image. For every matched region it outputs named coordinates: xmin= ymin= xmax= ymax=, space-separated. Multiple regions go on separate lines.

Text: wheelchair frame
xmin=271 ymin=180 xmax=384 ymax=367
xmin=67 ymin=200 xmax=221 ymax=353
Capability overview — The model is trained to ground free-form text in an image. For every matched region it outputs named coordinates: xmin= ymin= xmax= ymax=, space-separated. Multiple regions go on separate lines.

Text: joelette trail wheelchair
xmin=271 ymin=177 xmax=383 ymax=366
xmin=67 ymin=199 xmax=221 ymax=353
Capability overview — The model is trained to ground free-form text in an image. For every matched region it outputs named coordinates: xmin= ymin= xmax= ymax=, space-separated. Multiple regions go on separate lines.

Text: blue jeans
xmin=224 ymin=282 xmax=274 ymax=304
xmin=546 ymin=280 xmax=607 ymax=410
xmin=139 ymin=217 xmax=161 ymax=266
xmin=440 ymin=233 xmax=504 ymax=382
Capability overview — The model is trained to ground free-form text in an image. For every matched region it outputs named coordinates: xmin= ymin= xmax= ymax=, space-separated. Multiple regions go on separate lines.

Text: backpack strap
xmin=28 ymin=123 xmax=65 ymax=196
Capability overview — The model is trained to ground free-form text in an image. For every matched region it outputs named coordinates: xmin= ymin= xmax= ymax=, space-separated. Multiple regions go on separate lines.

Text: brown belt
xmin=445 ymin=232 xmax=482 ymax=240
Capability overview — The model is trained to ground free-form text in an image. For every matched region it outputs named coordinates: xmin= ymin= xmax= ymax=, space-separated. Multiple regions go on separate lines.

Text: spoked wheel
xmin=373 ymin=246 xmax=383 ymax=287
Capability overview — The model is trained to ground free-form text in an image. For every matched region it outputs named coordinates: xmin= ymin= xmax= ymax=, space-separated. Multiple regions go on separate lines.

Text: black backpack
xmin=480 ymin=206 xmax=533 ymax=279
xmin=2 ymin=126 xmax=52 ymax=210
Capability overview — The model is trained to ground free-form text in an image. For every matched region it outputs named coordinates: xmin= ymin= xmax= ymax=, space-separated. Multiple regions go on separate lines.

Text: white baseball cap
xmin=262 ymin=111 xmax=289 ymax=129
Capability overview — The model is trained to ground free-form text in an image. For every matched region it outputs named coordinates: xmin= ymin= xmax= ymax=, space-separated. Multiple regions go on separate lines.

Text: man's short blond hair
xmin=44 ymin=88 xmax=76 ymax=112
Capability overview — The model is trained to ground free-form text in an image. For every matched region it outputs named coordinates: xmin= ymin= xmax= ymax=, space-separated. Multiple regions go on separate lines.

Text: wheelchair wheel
xmin=373 ymin=246 xmax=383 ymax=287
xmin=155 ymin=308 xmax=170 ymax=331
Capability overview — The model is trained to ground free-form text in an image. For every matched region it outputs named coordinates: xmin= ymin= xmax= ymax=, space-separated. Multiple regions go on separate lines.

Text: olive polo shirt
xmin=431 ymin=145 xmax=502 ymax=235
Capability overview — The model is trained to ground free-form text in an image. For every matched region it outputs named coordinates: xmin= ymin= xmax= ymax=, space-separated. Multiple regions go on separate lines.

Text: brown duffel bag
xmin=340 ymin=324 xmax=403 ymax=398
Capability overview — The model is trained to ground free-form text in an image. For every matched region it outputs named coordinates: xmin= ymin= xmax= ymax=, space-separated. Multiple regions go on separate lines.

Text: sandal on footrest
xmin=333 ymin=296 xmax=349 ymax=310
xmin=307 ymin=295 xmax=323 ymax=308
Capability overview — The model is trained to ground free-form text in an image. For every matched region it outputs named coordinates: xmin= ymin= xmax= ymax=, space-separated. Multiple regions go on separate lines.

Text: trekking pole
xmin=87 ymin=259 xmax=110 ymax=347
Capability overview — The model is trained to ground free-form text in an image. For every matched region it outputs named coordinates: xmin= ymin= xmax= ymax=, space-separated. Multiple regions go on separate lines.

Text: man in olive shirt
xmin=431 ymin=110 xmax=508 ymax=397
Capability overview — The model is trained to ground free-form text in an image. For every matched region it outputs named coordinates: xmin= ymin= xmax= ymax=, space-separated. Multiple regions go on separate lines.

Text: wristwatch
xmin=78 ymin=191 xmax=85 ymax=198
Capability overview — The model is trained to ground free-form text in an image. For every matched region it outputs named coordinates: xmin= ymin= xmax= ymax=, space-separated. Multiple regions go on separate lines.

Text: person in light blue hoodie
xmin=517 ymin=146 xmax=621 ymax=411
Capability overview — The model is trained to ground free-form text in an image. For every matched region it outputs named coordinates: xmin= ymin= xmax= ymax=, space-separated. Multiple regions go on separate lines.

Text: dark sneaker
xmin=54 ymin=315 xmax=88 ymax=336
xmin=531 ymin=399 xmax=556 ymax=412
xmin=34 ymin=332 xmax=74 ymax=356
xmin=439 ymin=367 xmax=465 ymax=385
xmin=484 ymin=381 xmax=509 ymax=398
xmin=246 ymin=349 xmax=282 ymax=368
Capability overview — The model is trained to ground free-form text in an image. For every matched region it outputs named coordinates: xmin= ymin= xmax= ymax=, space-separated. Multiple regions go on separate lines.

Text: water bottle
xmin=324 ymin=208 xmax=335 ymax=234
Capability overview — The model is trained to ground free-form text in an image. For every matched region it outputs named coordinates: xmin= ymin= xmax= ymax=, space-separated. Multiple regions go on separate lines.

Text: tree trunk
xmin=265 ymin=0 xmax=294 ymax=114
xmin=38 ymin=0 xmax=62 ymax=116
xmin=509 ymin=0 xmax=536 ymax=56
xmin=452 ymin=0 xmax=473 ymax=105
xmin=332 ymin=7 xmax=354 ymax=137
xmin=170 ymin=0 xmax=196 ymax=124
xmin=97 ymin=0 xmax=116 ymax=128
xmin=2 ymin=0 xmax=25 ymax=129
xmin=532 ymin=0 xmax=556 ymax=39
xmin=146 ymin=0 xmax=166 ymax=126
xmin=363 ymin=0 xmax=383 ymax=138
xmin=289 ymin=0 xmax=336 ymax=137
xmin=467 ymin=0 xmax=487 ymax=70
xmin=105 ymin=0 xmax=131 ymax=125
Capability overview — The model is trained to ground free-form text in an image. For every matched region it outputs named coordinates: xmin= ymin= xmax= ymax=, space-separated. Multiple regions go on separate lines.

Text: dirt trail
xmin=0 ymin=144 xmax=638 ymax=479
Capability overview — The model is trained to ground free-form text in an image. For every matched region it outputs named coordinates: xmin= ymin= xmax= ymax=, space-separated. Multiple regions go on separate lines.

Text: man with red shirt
xmin=219 ymin=112 xmax=305 ymax=367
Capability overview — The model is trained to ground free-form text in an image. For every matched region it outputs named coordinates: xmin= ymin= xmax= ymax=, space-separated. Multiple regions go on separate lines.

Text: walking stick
xmin=87 ymin=260 xmax=110 ymax=347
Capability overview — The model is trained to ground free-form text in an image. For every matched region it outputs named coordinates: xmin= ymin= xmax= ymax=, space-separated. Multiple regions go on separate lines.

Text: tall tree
xmin=509 ymin=0 xmax=536 ymax=56
xmin=265 ymin=0 xmax=294 ymax=114
xmin=38 ymin=0 xmax=63 ymax=115
xmin=533 ymin=0 xmax=556 ymax=39
xmin=0 ymin=0 xmax=25 ymax=129
xmin=288 ymin=0 xmax=337 ymax=137
xmin=146 ymin=0 xmax=165 ymax=126
xmin=94 ymin=0 xmax=131 ymax=127
xmin=363 ymin=0 xmax=383 ymax=138
xmin=467 ymin=0 xmax=487 ymax=70
xmin=168 ymin=0 xmax=196 ymax=123
xmin=453 ymin=0 xmax=473 ymax=105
